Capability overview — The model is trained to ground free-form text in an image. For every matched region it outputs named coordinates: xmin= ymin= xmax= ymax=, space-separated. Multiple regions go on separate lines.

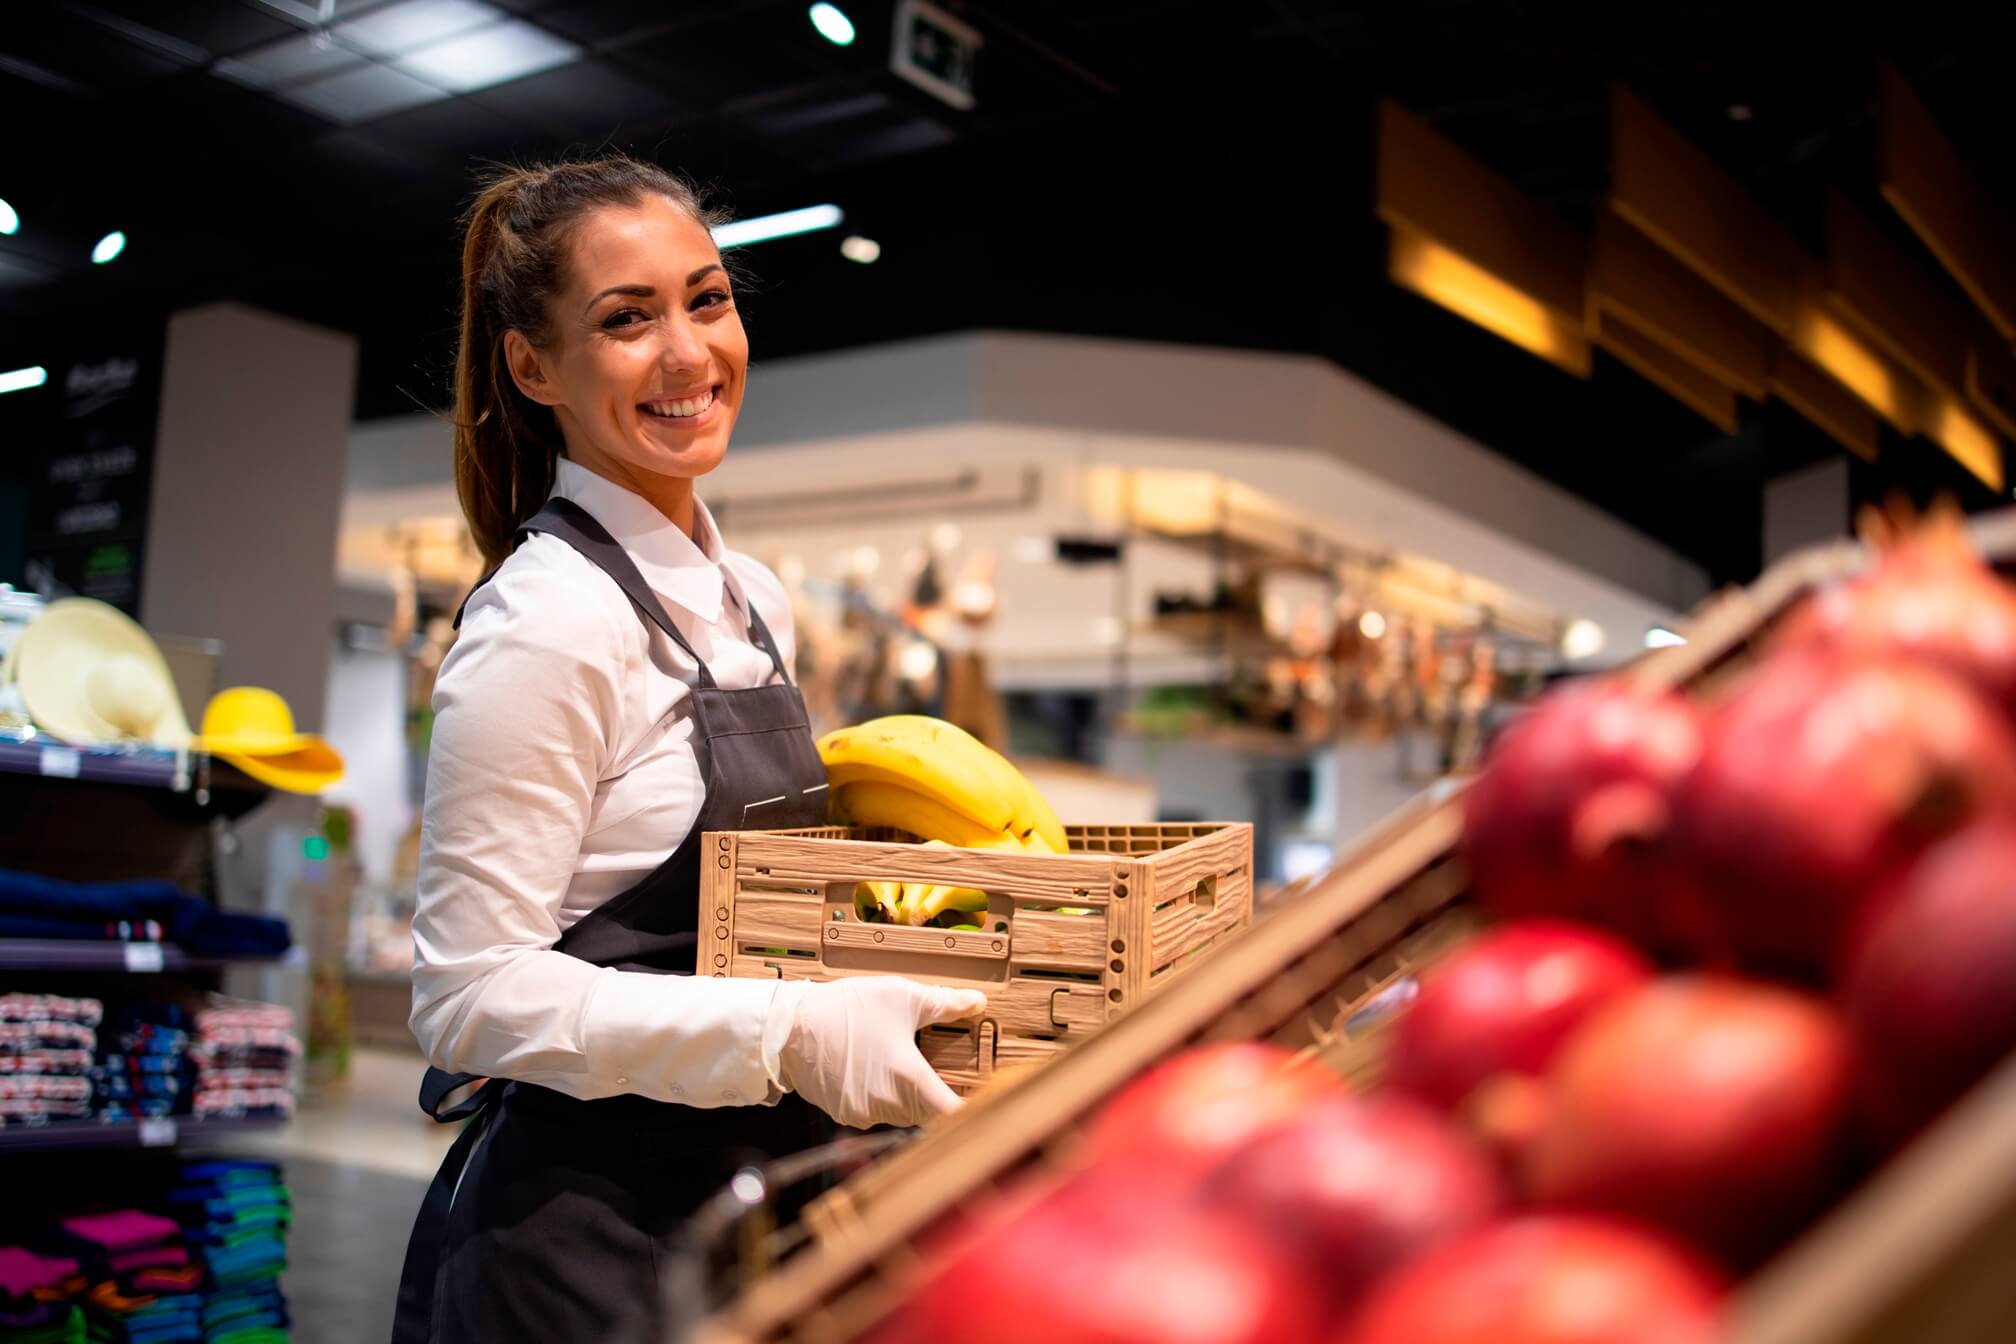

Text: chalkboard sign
xmin=21 ymin=335 xmax=163 ymax=616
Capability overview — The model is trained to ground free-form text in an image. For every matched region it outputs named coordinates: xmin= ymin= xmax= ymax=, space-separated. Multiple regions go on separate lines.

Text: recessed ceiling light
xmin=1645 ymin=626 xmax=1688 ymax=648
xmin=840 ymin=235 xmax=881 ymax=263
xmin=394 ymin=20 xmax=579 ymax=92
xmin=212 ymin=31 xmax=366 ymax=90
xmin=712 ymin=204 xmax=844 ymax=249
xmin=809 ymin=3 xmax=856 ymax=46
xmin=91 ymin=232 xmax=126 ymax=264
xmin=327 ymin=0 xmax=500 ymax=58
xmin=1561 ymin=618 xmax=1606 ymax=660
xmin=0 ymin=366 xmax=48 ymax=395
xmin=0 ymin=198 xmax=17 ymax=235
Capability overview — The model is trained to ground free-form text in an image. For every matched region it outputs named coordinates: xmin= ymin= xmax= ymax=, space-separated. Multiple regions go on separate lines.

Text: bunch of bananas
xmin=817 ymin=715 xmax=1070 ymax=928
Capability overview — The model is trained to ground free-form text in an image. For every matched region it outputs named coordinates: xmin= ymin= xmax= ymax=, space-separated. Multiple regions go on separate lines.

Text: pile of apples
xmin=866 ymin=517 xmax=2016 ymax=1344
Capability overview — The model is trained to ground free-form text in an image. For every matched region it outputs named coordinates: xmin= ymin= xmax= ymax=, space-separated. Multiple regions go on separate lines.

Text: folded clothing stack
xmin=0 ymin=873 xmax=289 ymax=958
xmin=50 ymin=1211 xmax=201 ymax=1344
xmin=0 ymin=997 xmax=100 ymax=1128
xmin=0 ymin=1247 xmax=86 ymax=1344
xmin=190 ymin=1005 xmax=295 ymax=1124
xmin=91 ymin=1006 xmax=196 ymax=1124
xmin=169 ymin=1162 xmax=290 ymax=1344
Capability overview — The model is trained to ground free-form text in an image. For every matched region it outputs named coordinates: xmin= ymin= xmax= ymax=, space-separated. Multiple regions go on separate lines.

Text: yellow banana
xmin=820 ymin=715 xmax=1070 ymax=853
xmin=833 ymin=780 xmax=1023 ymax=851
xmin=818 ymin=717 xmax=1019 ymax=835
xmin=855 ymin=880 xmax=904 ymax=922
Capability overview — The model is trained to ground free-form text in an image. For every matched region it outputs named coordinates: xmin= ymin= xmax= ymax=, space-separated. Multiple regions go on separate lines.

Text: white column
xmin=142 ymin=302 xmax=356 ymax=730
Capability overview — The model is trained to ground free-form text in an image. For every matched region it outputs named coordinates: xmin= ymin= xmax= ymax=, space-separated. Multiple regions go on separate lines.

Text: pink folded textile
xmin=0 ymin=1076 xmax=91 ymax=1102
xmin=0 ymin=1246 xmax=79 ymax=1297
xmin=193 ymin=1027 xmax=299 ymax=1054
xmin=0 ymin=994 xmax=102 ymax=1026
xmin=0 ymin=1050 xmax=93 ymax=1074
xmin=196 ymin=999 xmax=293 ymax=1032
xmin=192 ymin=1087 xmax=295 ymax=1117
xmin=0 ymin=1022 xmax=96 ymax=1050
xmin=108 ymin=1246 xmax=191 ymax=1274
xmin=59 ymin=1210 xmax=181 ymax=1254
xmin=195 ymin=1068 xmax=292 ymax=1090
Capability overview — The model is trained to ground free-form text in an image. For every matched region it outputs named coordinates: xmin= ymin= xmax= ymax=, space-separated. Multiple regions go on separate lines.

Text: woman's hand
xmin=768 ymin=977 xmax=988 ymax=1129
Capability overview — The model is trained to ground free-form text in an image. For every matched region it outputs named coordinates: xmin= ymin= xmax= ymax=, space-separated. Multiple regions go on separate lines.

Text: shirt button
xmin=616 ymin=1076 xmax=629 ymax=1087
xmin=670 ymin=1084 xmax=684 ymax=1097
xmin=722 ymin=1089 xmax=739 ymax=1103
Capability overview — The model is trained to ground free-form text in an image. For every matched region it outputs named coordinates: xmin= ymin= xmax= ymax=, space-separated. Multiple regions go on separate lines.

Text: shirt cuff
xmin=580 ymin=969 xmax=780 ymax=1107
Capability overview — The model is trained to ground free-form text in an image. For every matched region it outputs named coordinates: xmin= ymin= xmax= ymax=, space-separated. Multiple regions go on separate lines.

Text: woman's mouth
xmin=639 ymin=385 xmax=720 ymax=421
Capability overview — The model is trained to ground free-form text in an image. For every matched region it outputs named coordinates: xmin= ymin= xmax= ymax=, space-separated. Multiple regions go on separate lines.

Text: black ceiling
xmin=5 ymin=1 xmax=2014 ymax=586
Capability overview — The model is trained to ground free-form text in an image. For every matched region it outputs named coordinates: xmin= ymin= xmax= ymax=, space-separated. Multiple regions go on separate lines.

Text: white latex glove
xmin=764 ymin=977 xmax=988 ymax=1129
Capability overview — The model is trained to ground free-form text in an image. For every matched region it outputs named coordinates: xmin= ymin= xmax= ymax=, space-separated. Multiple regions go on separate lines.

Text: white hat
xmin=7 ymin=598 xmax=193 ymax=748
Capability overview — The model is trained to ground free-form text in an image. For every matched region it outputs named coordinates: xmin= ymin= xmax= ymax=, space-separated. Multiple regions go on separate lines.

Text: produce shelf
xmin=0 ymin=940 xmax=295 ymax=974
xmin=0 ymin=1114 xmax=286 ymax=1155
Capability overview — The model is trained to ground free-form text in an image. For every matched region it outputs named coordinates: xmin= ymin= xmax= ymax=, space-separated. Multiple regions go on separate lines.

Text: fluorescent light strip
xmin=0 ymin=366 xmax=49 ymax=395
xmin=712 ymin=205 xmax=844 ymax=249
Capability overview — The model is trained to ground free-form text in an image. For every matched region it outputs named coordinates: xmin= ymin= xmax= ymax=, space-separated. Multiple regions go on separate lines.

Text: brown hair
xmin=452 ymin=156 xmax=730 ymax=568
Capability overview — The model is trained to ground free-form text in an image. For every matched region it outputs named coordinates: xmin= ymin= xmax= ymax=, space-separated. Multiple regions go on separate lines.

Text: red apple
xmin=1080 ymin=1043 xmax=1348 ymax=1177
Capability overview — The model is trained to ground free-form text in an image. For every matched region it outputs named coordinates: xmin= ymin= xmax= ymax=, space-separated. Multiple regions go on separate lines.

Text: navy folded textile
xmin=0 ymin=870 xmax=290 ymax=957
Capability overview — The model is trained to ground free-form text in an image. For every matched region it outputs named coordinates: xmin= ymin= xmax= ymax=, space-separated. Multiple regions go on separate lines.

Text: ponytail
xmin=450 ymin=157 xmax=729 ymax=569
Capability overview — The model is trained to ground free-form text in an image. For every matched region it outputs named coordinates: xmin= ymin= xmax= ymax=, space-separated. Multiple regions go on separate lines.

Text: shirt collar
xmin=550 ymin=456 xmax=740 ymax=624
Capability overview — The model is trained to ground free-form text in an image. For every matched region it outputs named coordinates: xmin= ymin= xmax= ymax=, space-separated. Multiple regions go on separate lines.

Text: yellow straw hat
xmin=192 ymin=687 xmax=345 ymax=794
xmin=9 ymin=598 xmax=193 ymax=748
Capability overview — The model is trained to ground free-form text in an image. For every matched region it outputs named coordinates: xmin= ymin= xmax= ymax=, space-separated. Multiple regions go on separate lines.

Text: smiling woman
xmin=393 ymin=155 xmax=983 ymax=1344
xmin=449 ymin=158 xmax=745 ymax=563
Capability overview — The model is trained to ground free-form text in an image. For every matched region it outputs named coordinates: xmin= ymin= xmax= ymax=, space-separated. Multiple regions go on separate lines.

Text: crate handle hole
xmin=1193 ymin=875 xmax=1219 ymax=909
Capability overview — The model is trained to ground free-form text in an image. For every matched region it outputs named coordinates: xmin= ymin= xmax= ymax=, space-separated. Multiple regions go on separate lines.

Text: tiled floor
xmin=237 ymin=1047 xmax=452 ymax=1344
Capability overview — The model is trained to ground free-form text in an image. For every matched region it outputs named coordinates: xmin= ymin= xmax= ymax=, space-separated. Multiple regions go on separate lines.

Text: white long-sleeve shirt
xmin=409 ymin=456 xmax=793 ymax=1108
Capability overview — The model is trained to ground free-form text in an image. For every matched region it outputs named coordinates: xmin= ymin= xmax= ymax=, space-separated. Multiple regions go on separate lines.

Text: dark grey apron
xmin=391 ymin=498 xmax=830 ymax=1344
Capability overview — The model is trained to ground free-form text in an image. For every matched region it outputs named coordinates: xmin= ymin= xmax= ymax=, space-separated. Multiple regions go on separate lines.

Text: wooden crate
xmin=700 ymin=821 xmax=1254 ymax=1093
xmin=699 ymin=511 xmax=2016 ymax=1344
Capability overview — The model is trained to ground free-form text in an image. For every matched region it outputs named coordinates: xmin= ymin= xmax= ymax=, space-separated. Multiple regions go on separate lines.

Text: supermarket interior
xmin=2 ymin=3 xmax=2016 ymax=1343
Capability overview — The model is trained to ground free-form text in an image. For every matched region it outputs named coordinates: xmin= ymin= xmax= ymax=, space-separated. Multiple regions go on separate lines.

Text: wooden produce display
xmin=699 ymin=511 xmax=2016 ymax=1344
xmin=701 ymin=822 xmax=1254 ymax=1093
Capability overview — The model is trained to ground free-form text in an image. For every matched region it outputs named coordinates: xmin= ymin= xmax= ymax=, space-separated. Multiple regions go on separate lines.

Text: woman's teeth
xmin=642 ymin=389 xmax=715 ymax=419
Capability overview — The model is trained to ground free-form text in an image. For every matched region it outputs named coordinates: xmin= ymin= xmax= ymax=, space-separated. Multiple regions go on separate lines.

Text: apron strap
xmin=418 ymin=1066 xmax=504 ymax=1123
xmin=744 ymin=600 xmax=794 ymax=688
xmin=450 ymin=497 xmax=718 ymax=689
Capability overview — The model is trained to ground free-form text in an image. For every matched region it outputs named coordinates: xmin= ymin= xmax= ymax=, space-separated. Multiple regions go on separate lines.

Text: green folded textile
xmin=208 ymin=1328 xmax=288 ymax=1344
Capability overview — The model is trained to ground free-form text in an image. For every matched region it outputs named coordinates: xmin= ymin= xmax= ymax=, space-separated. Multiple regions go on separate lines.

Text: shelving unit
xmin=0 ymin=940 xmax=296 ymax=974
xmin=0 ymin=1114 xmax=288 ymax=1155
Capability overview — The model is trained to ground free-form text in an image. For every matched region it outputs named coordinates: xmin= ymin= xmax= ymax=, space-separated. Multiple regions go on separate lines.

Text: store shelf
xmin=0 ymin=940 xmax=297 ymax=974
xmin=0 ymin=739 xmax=190 ymax=790
xmin=0 ymin=1114 xmax=286 ymax=1155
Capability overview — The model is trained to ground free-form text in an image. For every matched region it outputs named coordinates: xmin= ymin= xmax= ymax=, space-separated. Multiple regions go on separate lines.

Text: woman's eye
xmin=691 ymin=289 xmax=732 ymax=312
xmin=602 ymin=308 xmax=648 ymax=330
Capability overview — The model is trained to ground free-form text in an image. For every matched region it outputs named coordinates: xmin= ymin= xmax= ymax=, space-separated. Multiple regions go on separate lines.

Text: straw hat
xmin=8 ymin=598 xmax=193 ymax=747
xmin=192 ymin=687 xmax=345 ymax=794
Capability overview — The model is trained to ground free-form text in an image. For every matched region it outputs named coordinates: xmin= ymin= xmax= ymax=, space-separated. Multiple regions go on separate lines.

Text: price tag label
xmin=138 ymin=1118 xmax=177 ymax=1148
xmin=124 ymin=944 xmax=166 ymax=973
xmin=38 ymin=746 xmax=81 ymax=779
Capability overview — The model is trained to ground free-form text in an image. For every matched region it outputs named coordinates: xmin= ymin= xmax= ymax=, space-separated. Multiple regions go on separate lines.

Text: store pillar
xmin=141 ymin=302 xmax=355 ymax=730
xmin=1763 ymin=458 xmax=1851 ymax=565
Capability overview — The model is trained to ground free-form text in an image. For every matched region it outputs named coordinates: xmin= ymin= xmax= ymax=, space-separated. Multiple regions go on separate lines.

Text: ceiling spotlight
xmin=711 ymin=204 xmax=843 ymax=249
xmin=809 ymin=3 xmax=856 ymax=46
xmin=0 ymin=366 xmax=49 ymax=395
xmin=91 ymin=231 xmax=126 ymax=264
xmin=1561 ymin=618 xmax=1606 ymax=661
xmin=840 ymin=234 xmax=881 ymax=264
xmin=0 ymin=198 xmax=17 ymax=235
xmin=1644 ymin=626 xmax=1688 ymax=649
xmin=1358 ymin=610 xmax=1387 ymax=640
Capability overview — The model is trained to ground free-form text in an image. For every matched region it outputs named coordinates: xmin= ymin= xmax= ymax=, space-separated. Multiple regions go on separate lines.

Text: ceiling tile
xmin=328 ymin=0 xmax=504 ymax=58
xmin=82 ymin=1 xmax=298 ymax=57
xmin=213 ymin=32 xmax=370 ymax=90
xmin=465 ymin=58 xmax=691 ymax=137
xmin=278 ymin=62 xmax=453 ymax=123
xmin=392 ymin=19 xmax=580 ymax=92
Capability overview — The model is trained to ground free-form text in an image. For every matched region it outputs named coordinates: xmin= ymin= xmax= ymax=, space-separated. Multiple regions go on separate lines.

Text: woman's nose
xmin=658 ymin=314 xmax=708 ymax=373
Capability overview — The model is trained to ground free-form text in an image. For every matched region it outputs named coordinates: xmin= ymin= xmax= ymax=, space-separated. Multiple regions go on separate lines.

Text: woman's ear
xmin=504 ymin=329 xmax=561 ymax=407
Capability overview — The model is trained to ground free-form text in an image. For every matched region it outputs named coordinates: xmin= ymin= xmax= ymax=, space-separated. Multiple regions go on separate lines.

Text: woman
xmin=392 ymin=156 xmax=984 ymax=1344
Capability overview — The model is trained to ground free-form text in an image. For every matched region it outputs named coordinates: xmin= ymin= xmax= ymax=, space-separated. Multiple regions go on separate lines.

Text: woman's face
xmin=506 ymin=194 xmax=747 ymax=495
